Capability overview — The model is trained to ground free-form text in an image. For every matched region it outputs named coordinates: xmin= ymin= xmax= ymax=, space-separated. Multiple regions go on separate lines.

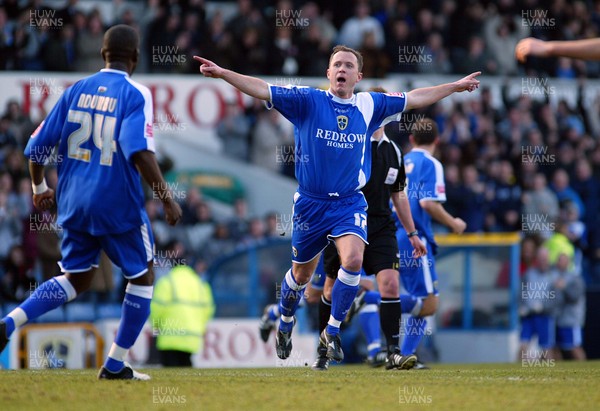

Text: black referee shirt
xmin=362 ymin=134 xmax=406 ymax=218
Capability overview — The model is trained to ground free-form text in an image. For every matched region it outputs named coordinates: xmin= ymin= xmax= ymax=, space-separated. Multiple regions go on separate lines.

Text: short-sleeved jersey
xmin=25 ymin=68 xmax=154 ymax=235
xmin=363 ymin=134 xmax=405 ymax=218
xmin=268 ymin=86 xmax=406 ymax=198
xmin=394 ymin=148 xmax=446 ymax=247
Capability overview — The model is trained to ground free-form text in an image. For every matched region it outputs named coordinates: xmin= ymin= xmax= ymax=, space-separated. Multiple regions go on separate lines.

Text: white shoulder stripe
xmin=125 ymin=76 xmax=155 ymax=152
xmin=425 ymin=152 xmax=446 ymax=201
xmin=355 ymin=92 xmax=374 ymax=129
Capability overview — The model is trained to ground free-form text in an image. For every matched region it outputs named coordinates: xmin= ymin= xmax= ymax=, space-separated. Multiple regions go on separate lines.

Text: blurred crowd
xmin=2 ymin=0 xmax=600 ymax=78
xmin=2 ymin=0 xmax=600 ymax=304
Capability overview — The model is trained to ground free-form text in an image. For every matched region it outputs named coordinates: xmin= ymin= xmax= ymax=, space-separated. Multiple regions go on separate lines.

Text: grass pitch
xmin=1 ymin=362 xmax=599 ymax=411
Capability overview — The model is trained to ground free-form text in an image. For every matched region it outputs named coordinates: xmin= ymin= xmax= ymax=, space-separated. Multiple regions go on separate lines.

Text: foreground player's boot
xmin=98 ymin=362 xmax=151 ymax=380
xmin=275 ymin=328 xmax=293 ymax=359
xmin=320 ymin=329 xmax=344 ymax=362
xmin=413 ymin=361 xmax=430 ymax=370
xmin=366 ymin=350 xmax=388 ymax=368
xmin=0 ymin=321 xmax=9 ymax=353
xmin=311 ymin=343 xmax=330 ymax=371
xmin=386 ymin=351 xmax=417 ymax=370
xmin=258 ymin=304 xmax=278 ymax=343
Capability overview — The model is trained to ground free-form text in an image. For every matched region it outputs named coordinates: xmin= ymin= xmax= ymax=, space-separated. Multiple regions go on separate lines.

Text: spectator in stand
xmin=484 ymin=12 xmax=529 ymax=75
xmin=0 ymin=245 xmax=34 ymax=302
xmin=202 ymin=223 xmax=237 ymax=265
xmin=216 ymin=101 xmax=251 ymax=161
xmin=0 ymin=189 xmax=22 ymax=262
xmin=550 ymin=168 xmax=585 ymax=219
xmin=242 ymin=217 xmax=266 ymax=245
xmin=385 ymin=19 xmax=417 ymax=74
xmin=179 ymin=188 xmax=204 ymax=226
xmin=359 ymin=30 xmax=389 ymax=78
xmin=572 ymin=160 xmax=598 ymax=226
xmin=75 ymin=12 xmax=104 ymax=72
xmin=552 ymin=253 xmax=586 ymax=360
xmin=458 ymin=165 xmax=487 ymax=232
xmin=41 ymin=24 xmax=76 ymax=71
xmin=522 ymin=173 xmax=560 ymax=238
xmin=455 ymin=36 xmax=498 ymax=75
xmin=226 ymin=197 xmax=249 ymax=242
xmin=251 ymin=108 xmax=293 ymax=174
xmin=4 ymin=100 xmax=34 ymax=149
xmin=337 ymin=1 xmax=384 ymax=50
xmin=488 ymin=160 xmax=521 ymax=231
xmin=264 ymin=211 xmax=281 ymax=239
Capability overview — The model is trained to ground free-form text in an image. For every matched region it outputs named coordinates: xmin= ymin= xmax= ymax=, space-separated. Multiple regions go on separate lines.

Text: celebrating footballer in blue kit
xmin=0 ymin=25 xmax=182 ymax=380
xmin=194 ymin=46 xmax=479 ymax=363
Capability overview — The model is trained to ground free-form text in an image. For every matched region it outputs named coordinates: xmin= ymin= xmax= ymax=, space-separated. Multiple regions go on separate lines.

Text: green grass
xmin=1 ymin=362 xmax=599 ymax=411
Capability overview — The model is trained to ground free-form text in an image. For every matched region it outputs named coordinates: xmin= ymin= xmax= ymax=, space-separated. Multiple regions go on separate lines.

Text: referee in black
xmin=312 ymin=87 xmax=427 ymax=371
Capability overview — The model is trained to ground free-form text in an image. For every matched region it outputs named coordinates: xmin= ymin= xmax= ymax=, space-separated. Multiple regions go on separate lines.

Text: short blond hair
xmin=329 ymin=45 xmax=363 ymax=72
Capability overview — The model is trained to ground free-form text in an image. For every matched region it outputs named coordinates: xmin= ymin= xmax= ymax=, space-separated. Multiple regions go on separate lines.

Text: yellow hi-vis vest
xmin=150 ymin=265 xmax=215 ymax=353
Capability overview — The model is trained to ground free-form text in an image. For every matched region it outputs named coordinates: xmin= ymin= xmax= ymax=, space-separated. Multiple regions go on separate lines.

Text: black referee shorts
xmin=324 ymin=217 xmax=399 ymax=279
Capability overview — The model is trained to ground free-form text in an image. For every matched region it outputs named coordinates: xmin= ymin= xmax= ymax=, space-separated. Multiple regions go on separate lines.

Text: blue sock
xmin=358 ymin=305 xmax=381 ymax=358
xmin=400 ymin=294 xmax=420 ymax=314
xmin=278 ymin=269 xmax=305 ymax=333
xmin=401 ymin=316 xmax=427 ymax=355
xmin=3 ymin=317 xmax=16 ymax=336
xmin=363 ymin=291 xmax=381 ymax=305
xmin=267 ymin=305 xmax=280 ymax=322
xmin=326 ymin=266 xmax=360 ymax=336
xmin=2 ymin=276 xmax=76 ymax=338
xmin=104 ymin=284 xmax=152 ymax=373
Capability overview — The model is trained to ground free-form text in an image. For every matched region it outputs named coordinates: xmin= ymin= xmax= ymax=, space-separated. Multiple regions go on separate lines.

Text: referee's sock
xmin=326 ymin=266 xmax=360 ymax=336
xmin=380 ymin=297 xmax=401 ymax=353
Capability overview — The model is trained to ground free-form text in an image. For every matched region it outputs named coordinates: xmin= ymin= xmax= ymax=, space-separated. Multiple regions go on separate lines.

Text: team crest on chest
xmin=336 ymin=115 xmax=348 ymax=130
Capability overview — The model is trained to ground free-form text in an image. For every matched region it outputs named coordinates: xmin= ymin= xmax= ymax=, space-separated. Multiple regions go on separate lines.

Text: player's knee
xmin=341 ymin=254 xmax=362 ymax=273
xmin=377 ymin=270 xmax=399 ymax=298
xmin=130 ymin=264 xmax=155 ymax=286
xmin=419 ymin=295 xmax=438 ymax=316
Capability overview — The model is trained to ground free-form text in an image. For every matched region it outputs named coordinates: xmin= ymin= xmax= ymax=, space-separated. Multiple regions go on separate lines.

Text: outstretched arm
xmin=193 ymin=56 xmax=270 ymax=101
xmin=405 ymin=72 xmax=481 ymax=110
xmin=516 ymin=37 xmax=600 ymax=62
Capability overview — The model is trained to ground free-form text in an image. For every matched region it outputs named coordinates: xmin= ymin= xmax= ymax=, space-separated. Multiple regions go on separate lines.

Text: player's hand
xmin=515 ymin=37 xmax=551 ymax=63
xmin=454 ymin=72 xmax=481 ymax=93
xmin=193 ymin=56 xmax=225 ymax=78
xmin=162 ymin=199 xmax=182 ymax=226
xmin=409 ymin=236 xmax=427 ymax=258
xmin=451 ymin=217 xmax=467 ymax=234
xmin=33 ymin=189 xmax=55 ymax=211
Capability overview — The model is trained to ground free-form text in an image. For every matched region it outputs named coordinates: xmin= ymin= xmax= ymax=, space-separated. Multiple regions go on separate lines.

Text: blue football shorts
xmin=556 ymin=326 xmax=582 ymax=350
xmin=59 ymin=210 xmax=155 ymax=279
xmin=291 ymin=191 xmax=368 ymax=264
xmin=520 ymin=314 xmax=556 ymax=349
xmin=397 ymin=234 xmax=439 ymax=297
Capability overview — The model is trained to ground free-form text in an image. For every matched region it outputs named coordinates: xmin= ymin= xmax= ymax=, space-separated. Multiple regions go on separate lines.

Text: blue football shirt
xmin=25 ymin=68 xmax=154 ymax=235
xmin=395 ymin=148 xmax=447 ymax=247
xmin=268 ymin=86 xmax=407 ymax=198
